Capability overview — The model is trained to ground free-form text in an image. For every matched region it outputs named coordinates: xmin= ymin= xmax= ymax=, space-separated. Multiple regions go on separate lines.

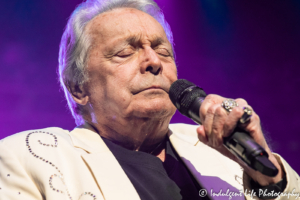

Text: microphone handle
xmin=188 ymin=97 xmax=278 ymax=177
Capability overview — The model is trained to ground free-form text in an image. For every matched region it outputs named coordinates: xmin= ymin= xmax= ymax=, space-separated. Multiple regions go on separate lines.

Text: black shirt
xmin=102 ymin=137 xmax=206 ymax=200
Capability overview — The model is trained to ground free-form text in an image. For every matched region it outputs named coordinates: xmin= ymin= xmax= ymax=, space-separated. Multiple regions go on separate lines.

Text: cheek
xmin=164 ymin=63 xmax=178 ymax=83
xmin=94 ymin=74 xmax=135 ymax=112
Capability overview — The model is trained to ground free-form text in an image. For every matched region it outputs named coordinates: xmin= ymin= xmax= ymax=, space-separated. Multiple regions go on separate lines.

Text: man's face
xmin=84 ymin=8 xmax=177 ymax=123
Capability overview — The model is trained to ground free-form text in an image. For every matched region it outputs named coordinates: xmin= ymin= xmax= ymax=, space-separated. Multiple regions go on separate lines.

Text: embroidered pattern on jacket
xmin=26 ymin=131 xmax=97 ymax=200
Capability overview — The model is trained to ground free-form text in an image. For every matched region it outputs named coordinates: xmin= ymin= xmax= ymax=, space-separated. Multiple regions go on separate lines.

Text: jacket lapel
xmin=68 ymin=124 xmax=243 ymax=200
xmin=69 ymin=128 xmax=140 ymax=200
xmin=168 ymin=124 xmax=244 ymax=199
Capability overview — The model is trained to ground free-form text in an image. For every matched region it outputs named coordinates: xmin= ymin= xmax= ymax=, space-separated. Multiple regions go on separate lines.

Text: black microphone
xmin=169 ymin=79 xmax=278 ymax=177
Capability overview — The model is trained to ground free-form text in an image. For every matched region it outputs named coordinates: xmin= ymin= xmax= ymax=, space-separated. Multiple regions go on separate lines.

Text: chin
xmin=130 ymin=99 xmax=176 ymax=119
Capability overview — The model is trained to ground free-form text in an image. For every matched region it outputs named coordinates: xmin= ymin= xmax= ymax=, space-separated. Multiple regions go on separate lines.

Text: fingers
xmin=235 ymin=98 xmax=248 ymax=107
xmin=197 ymin=125 xmax=208 ymax=144
xmin=199 ymin=94 xmax=226 ymax=147
xmin=203 ymin=104 xmax=217 ymax=146
xmin=210 ymin=106 xmax=227 ymax=147
xmin=198 ymin=96 xmax=256 ymax=147
xmin=197 ymin=96 xmax=270 ymax=172
xmin=199 ymin=94 xmax=224 ymax=122
xmin=223 ymin=106 xmax=245 ymax=137
xmin=222 ymin=98 xmax=253 ymax=137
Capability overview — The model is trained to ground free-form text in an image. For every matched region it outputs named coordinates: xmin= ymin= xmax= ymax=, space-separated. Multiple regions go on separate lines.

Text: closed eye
xmin=116 ymin=48 xmax=135 ymax=58
xmin=155 ymin=48 xmax=171 ymax=57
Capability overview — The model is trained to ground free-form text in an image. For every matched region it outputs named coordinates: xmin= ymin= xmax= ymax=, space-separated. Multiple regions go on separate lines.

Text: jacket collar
xmin=69 ymin=126 xmax=141 ymax=200
xmin=69 ymin=127 xmax=109 ymax=153
xmin=68 ymin=124 xmax=200 ymax=153
xmin=168 ymin=123 xmax=200 ymax=146
xmin=68 ymin=123 xmax=243 ymax=200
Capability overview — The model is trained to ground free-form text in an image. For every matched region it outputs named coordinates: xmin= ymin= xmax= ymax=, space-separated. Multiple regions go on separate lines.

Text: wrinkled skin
xmin=69 ymin=8 xmax=283 ymax=187
xmin=70 ymin=8 xmax=177 ymax=155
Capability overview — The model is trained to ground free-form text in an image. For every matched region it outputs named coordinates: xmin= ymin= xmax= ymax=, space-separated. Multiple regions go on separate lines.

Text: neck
xmin=81 ymin=115 xmax=172 ymax=154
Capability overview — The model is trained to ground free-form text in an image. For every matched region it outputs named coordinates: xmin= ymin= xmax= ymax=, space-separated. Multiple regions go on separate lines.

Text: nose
xmin=140 ymin=47 xmax=162 ymax=75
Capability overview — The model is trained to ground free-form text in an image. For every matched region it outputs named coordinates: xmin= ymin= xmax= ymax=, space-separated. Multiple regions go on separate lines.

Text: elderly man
xmin=0 ymin=0 xmax=299 ymax=199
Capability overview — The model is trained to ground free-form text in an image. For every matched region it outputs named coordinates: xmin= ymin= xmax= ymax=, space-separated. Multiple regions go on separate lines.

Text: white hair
xmin=58 ymin=0 xmax=174 ymax=125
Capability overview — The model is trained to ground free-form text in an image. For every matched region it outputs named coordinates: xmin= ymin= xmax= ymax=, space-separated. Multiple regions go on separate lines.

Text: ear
xmin=67 ymin=81 xmax=89 ymax=106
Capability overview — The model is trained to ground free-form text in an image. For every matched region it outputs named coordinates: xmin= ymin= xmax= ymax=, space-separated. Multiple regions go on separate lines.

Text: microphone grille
xmin=169 ymin=79 xmax=194 ymax=105
xmin=169 ymin=79 xmax=206 ymax=116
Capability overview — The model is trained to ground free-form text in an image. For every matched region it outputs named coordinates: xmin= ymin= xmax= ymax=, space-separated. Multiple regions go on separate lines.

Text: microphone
xmin=169 ymin=79 xmax=278 ymax=177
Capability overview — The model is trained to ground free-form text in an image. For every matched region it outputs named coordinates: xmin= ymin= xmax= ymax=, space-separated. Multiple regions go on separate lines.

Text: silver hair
xmin=58 ymin=0 xmax=174 ymax=125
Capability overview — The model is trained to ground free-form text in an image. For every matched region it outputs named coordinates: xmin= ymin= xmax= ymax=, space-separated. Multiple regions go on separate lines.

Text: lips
xmin=145 ymin=86 xmax=163 ymax=90
xmin=133 ymin=85 xmax=168 ymax=94
xmin=140 ymin=86 xmax=163 ymax=93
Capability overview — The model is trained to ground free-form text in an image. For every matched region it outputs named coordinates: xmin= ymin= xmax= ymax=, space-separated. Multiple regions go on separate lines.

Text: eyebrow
xmin=125 ymin=35 xmax=168 ymax=47
xmin=103 ymin=35 xmax=173 ymax=58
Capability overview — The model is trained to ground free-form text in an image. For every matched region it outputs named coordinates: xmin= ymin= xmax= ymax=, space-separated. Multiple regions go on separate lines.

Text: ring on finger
xmin=239 ymin=106 xmax=253 ymax=124
xmin=221 ymin=99 xmax=239 ymax=112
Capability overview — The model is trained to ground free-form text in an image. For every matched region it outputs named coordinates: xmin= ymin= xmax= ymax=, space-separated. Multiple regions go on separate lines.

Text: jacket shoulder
xmin=0 ymin=127 xmax=72 ymax=154
xmin=1 ymin=127 xmax=70 ymax=141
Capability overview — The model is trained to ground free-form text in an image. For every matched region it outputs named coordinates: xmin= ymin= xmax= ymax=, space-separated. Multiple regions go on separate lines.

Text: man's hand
xmin=196 ymin=94 xmax=284 ymax=186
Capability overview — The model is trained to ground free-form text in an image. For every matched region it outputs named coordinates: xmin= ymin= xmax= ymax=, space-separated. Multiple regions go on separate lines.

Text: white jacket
xmin=0 ymin=123 xmax=299 ymax=200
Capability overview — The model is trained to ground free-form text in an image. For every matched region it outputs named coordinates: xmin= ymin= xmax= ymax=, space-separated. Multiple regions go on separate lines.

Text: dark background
xmin=1 ymin=0 xmax=299 ymax=172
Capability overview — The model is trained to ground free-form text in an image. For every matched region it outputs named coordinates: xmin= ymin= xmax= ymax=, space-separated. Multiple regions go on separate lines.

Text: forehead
xmin=86 ymin=8 xmax=168 ymax=44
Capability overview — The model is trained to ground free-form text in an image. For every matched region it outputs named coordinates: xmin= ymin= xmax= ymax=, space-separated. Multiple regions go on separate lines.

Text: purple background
xmin=1 ymin=0 xmax=299 ymax=172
